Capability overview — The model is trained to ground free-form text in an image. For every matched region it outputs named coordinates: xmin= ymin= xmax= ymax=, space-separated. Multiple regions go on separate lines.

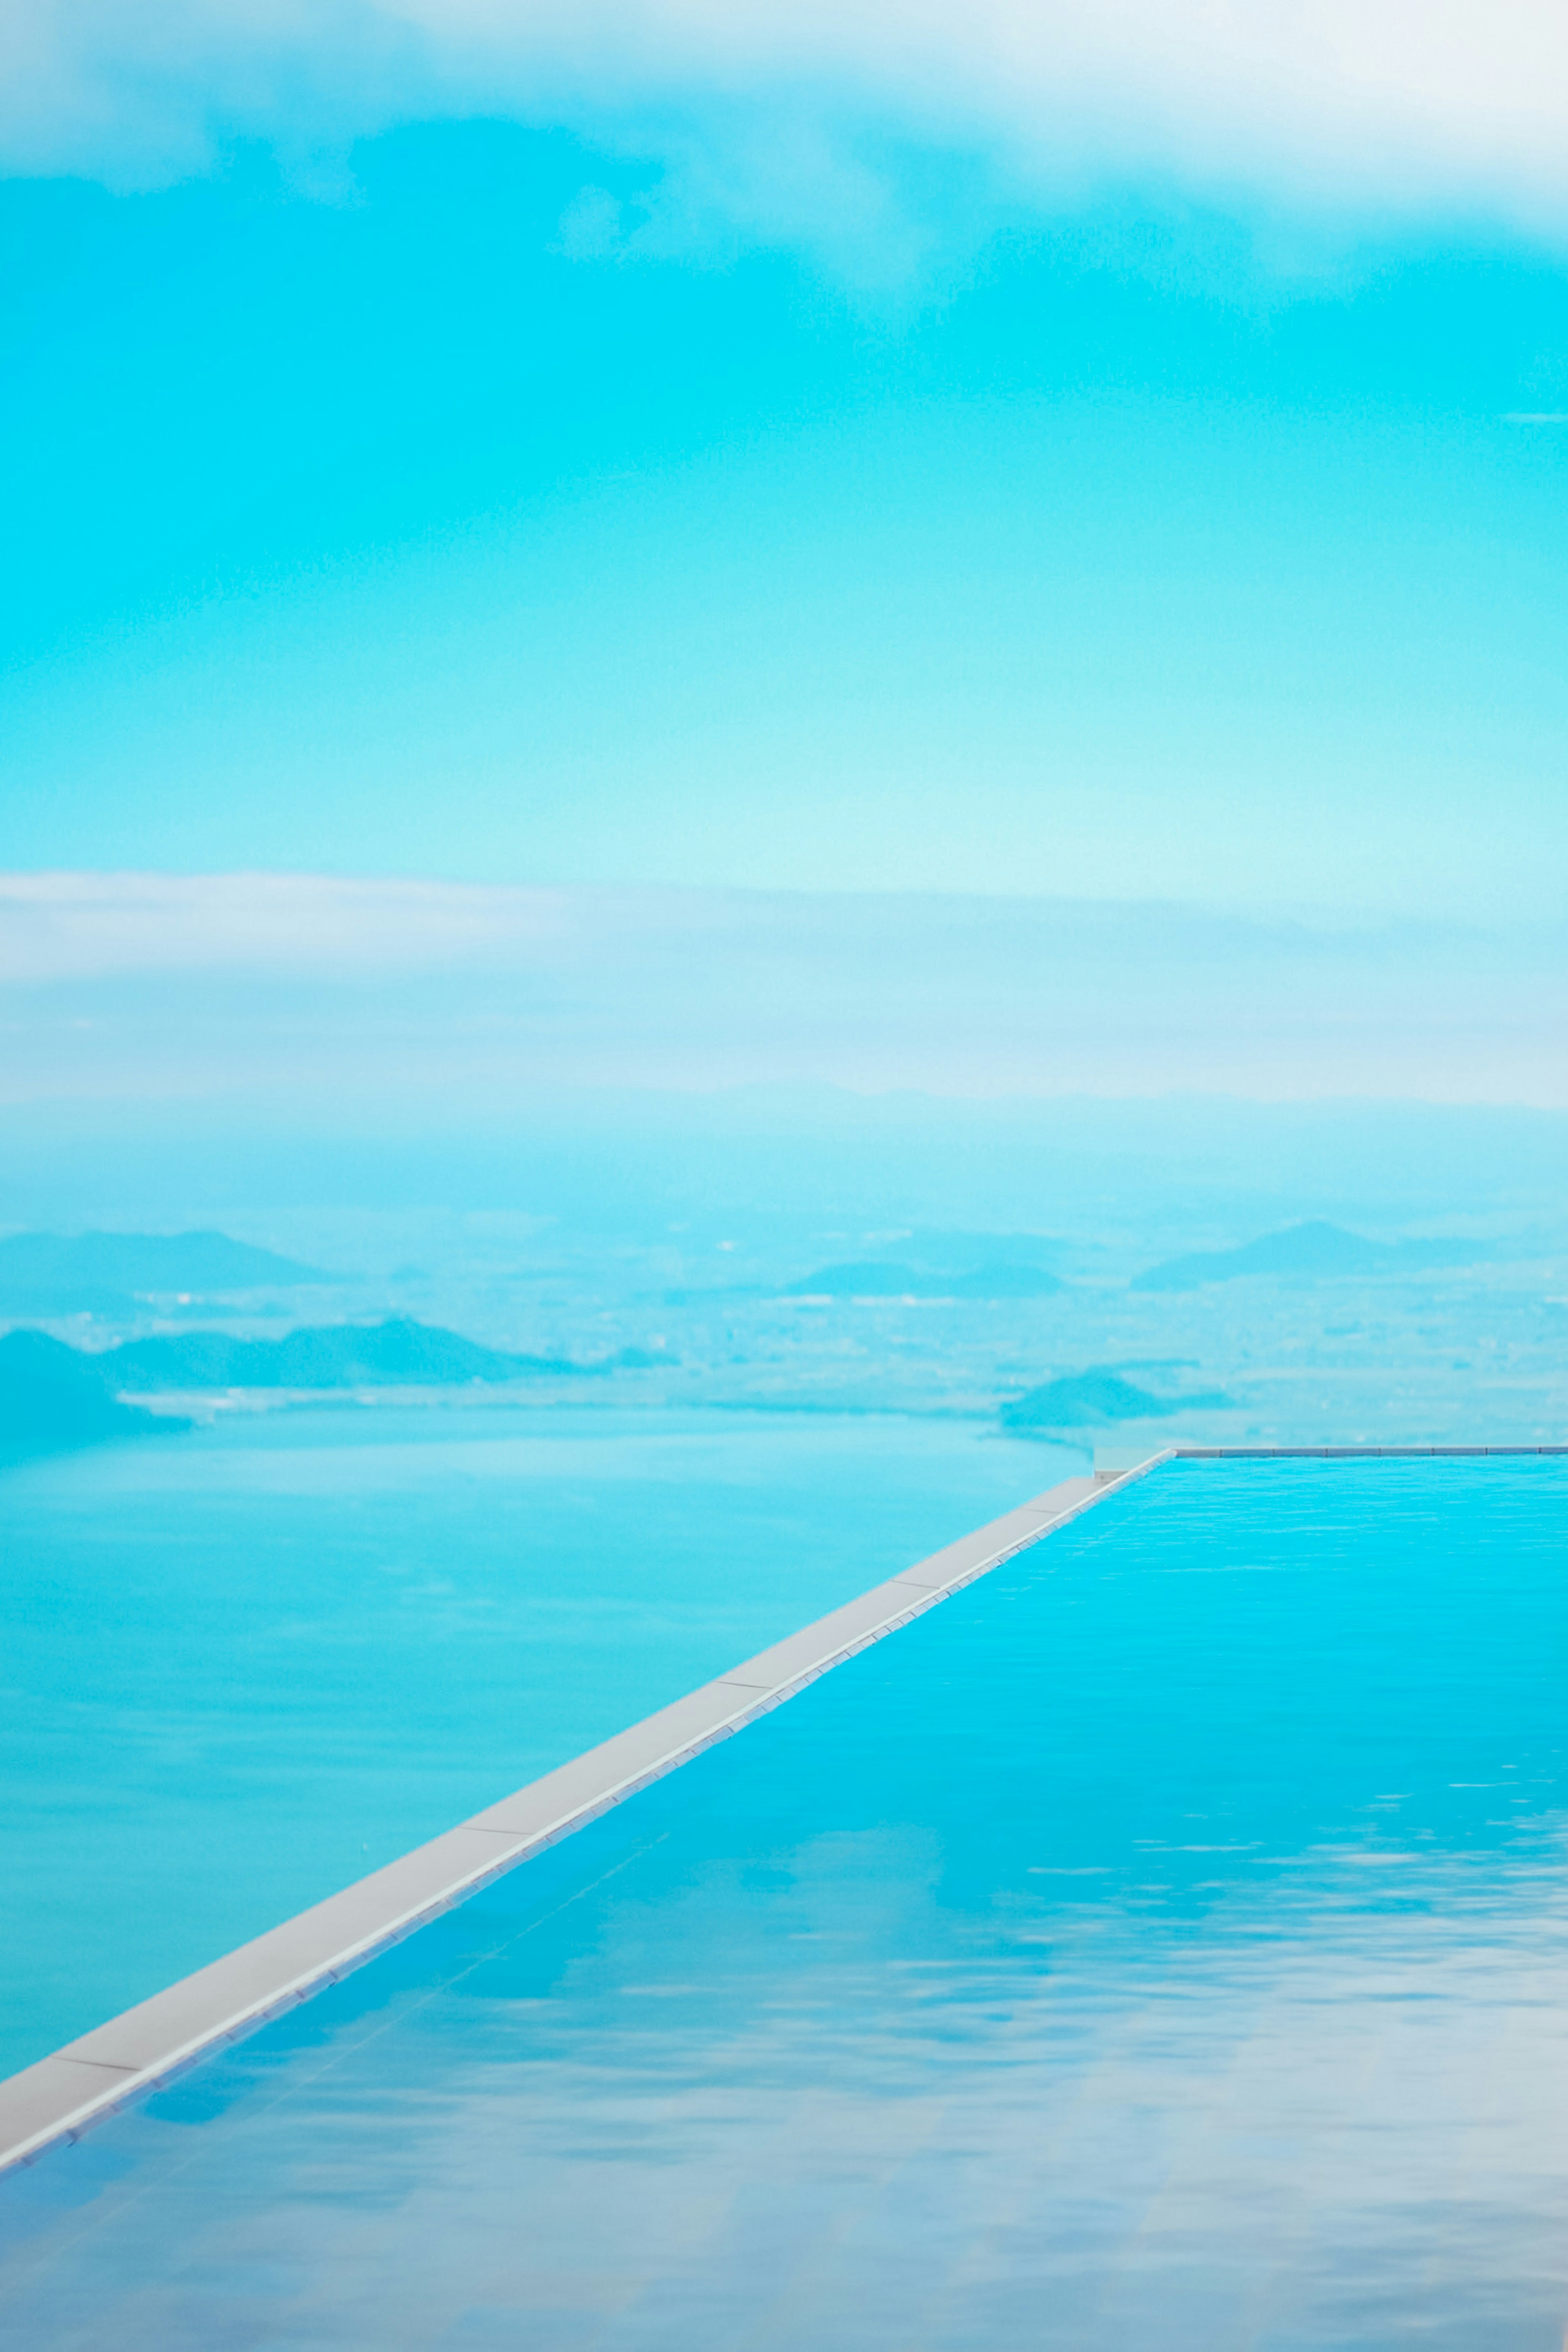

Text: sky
xmin=2 ymin=3 xmax=1566 ymax=1111
xmin=3 ymin=874 xmax=1565 ymax=1111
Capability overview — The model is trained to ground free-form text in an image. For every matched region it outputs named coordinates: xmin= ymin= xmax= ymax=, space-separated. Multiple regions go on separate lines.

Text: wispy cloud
xmin=0 ymin=872 xmax=572 ymax=982
xmin=6 ymin=2 xmax=1568 ymax=258
xmin=2 ymin=873 xmax=1564 ymax=1108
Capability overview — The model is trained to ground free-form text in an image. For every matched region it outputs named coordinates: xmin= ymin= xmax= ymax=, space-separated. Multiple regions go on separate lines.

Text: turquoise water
xmin=0 ymin=1403 xmax=1077 ymax=2078
xmin=3 ymin=1455 xmax=1567 ymax=2345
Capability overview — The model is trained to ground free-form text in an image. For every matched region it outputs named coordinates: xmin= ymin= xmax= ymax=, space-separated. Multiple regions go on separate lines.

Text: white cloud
xmin=2 ymin=873 xmax=1565 ymax=1106
xmin=0 ymin=871 xmax=572 ymax=981
xmin=5 ymin=1 xmax=1568 ymax=249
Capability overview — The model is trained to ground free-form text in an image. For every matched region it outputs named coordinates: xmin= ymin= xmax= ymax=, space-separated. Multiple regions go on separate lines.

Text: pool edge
xmin=0 ymin=1451 xmax=1168 ymax=2176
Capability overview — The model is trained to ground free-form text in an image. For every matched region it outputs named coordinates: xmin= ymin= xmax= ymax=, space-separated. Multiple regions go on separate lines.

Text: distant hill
xmin=784 ymin=1262 xmax=1062 ymax=1300
xmin=1131 ymin=1220 xmax=1484 ymax=1294
xmin=1001 ymin=1369 xmax=1232 ymax=1429
xmin=0 ymin=1330 xmax=185 ymax=1465
xmin=102 ymin=1317 xmax=593 ymax=1390
xmin=0 ymin=1229 xmax=330 ymax=1317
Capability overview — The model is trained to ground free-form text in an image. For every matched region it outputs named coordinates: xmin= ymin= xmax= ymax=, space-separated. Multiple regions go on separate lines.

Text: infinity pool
xmin=0 ymin=1404 xmax=1074 ymax=2079
xmin=3 ymin=1456 xmax=1567 ymax=2347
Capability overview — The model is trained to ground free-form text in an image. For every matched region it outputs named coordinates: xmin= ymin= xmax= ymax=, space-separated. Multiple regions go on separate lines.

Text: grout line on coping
xmin=0 ymin=1455 xmax=1164 ymax=2178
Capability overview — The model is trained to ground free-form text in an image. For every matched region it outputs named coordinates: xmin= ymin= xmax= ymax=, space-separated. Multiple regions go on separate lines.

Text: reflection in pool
xmin=0 ymin=1403 xmax=1076 ymax=2078
xmin=3 ymin=1456 xmax=1567 ymax=2348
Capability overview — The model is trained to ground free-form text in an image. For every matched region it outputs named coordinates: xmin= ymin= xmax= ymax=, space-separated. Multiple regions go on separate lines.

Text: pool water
xmin=3 ymin=1455 xmax=1568 ymax=2347
xmin=0 ymin=1403 xmax=1078 ymax=2079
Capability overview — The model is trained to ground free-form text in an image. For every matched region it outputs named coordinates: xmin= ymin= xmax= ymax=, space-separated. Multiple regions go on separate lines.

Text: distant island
xmin=1131 ymin=1220 xmax=1484 ymax=1294
xmin=98 ymin=1318 xmax=606 ymax=1390
xmin=784 ymin=1261 xmax=1063 ymax=1300
xmin=0 ymin=1330 xmax=188 ymax=1465
xmin=0 ymin=1229 xmax=332 ymax=1319
xmin=0 ymin=1316 xmax=666 ymax=1463
xmin=1002 ymin=1368 xmax=1232 ymax=1430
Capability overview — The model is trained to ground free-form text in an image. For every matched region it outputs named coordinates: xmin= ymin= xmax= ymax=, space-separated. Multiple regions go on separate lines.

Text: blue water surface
xmin=0 ymin=1403 xmax=1078 ymax=2078
xmin=3 ymin=1455 xmax=1567 ymax=2345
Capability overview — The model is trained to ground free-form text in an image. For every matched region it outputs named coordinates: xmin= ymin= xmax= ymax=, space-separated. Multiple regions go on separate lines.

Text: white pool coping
xmin=0 ymin=1457 xmax=1162 ymax=2175
xmin=4 ymin=1440 xmax=1564 ymax=2177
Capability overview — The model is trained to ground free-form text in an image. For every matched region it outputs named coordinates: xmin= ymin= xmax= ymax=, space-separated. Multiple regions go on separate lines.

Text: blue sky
xmin=1 ymin=9 xmax=1566 ymax=1108
xmin=3 ymin=80 xmax=1567 ymax=909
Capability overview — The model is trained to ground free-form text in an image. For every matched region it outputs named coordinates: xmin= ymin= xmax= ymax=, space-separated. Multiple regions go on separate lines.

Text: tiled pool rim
xmin=2 ymin=1440 xmax=1564 ymax=2179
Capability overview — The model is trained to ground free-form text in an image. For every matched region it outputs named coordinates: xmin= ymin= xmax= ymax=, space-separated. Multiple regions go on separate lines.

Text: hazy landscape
xmin=4 ymin=1091 xmax=1565 ymax=1461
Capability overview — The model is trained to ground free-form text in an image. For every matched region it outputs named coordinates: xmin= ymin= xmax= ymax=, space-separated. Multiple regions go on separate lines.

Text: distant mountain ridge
xmin=0 ymin=1331 xmax=186 ymax=1465
xmin=101 ymin=1318 xmax=596 ymax=1390
xmin=1131 ymin=1220 xmax=1484 ymax=1294
xmin=0 ymin=1229 xmax=330 ymax=1318
xmin=1002 ymin=1368 xmax=1233 ymax=1429
xmin=0 ymin=1318 xmax=656 ymax=1460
